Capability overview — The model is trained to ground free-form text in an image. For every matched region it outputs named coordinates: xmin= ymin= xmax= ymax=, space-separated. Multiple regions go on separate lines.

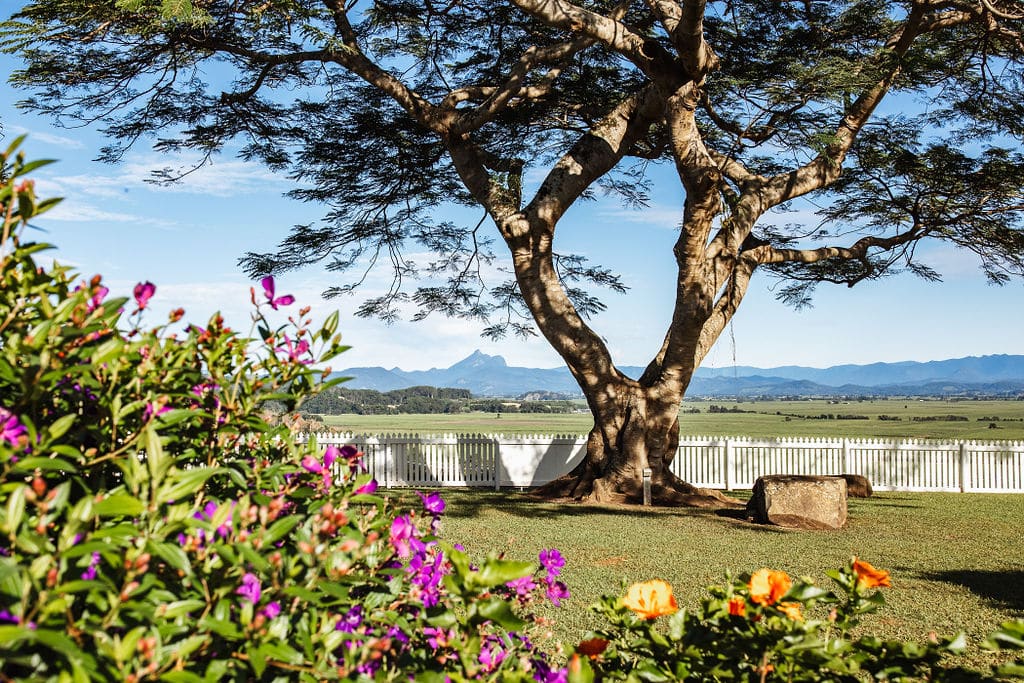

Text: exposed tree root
xmin=530 ymin=470 xmax=742 ymax=509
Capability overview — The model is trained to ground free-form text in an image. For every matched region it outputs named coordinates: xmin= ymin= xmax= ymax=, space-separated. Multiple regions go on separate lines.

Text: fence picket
xmin=294 ymin=432 xmax=1024 ymax=493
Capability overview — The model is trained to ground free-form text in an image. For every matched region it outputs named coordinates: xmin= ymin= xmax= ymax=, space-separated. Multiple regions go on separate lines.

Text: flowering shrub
xmin=2 ymin=139 xmax=1022 ymax=682
xmin=570 ymin=558 xmax=1024 ymax=682
xmin=0 ymin=139 xmax=567 ymax=681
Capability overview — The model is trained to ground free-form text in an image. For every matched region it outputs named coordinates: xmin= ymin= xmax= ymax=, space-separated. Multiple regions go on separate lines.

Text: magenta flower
xmin=301 ymin=455 xmax=324 ymax=474
xmin=260 ymin=276 xmax=295 ymax=310
xmin=545 ymin=579 xmax=570 ymax=607
xmin=418 ymin=491 xmax=446 ymax=515
xmin=0 ymin=407 xmax=27 ymax=447
xmin=335 ymin=605 xmax=363 ymax=633
xmin=262 ymin=601 xmax=282 ymax=619
xmin=478 ymin=636 xmax=509 ymax=672
xmin=81 ymin=551 xmax=101 ymax=580
xmin=142 ymin=402 xmax=172 ymax=422
xmin=236 ymin=572 xmax=261 ymax=604
xmin=539 ymin=548 xmax=565 ymax=577
xmin=133 ymin=281 xmax=156 ymax=310
xmin=390 ymin=515 xmax=416 ymax=558
xmin=354 ymin=478 xmax=379 ymax=495
xmin=506 ymin=575 xmax=537 ymax=599
xmin=276 ymin=335 xmax=311 ymax=364
xmin=323 ymin=445 xmax=341 ymax=468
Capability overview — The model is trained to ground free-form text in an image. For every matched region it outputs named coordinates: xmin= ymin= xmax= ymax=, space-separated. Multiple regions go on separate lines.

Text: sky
xmin=2 ymin=51 xmax=1022 ymax=375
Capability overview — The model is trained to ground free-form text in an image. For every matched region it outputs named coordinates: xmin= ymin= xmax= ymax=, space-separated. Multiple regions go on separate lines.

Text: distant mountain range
xmin=331 ymin=351 xmax=1024 ymax=398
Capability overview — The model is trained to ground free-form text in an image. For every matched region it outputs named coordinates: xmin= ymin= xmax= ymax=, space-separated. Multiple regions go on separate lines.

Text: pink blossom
xmin=276 ymin=335 xmax=311 ymax=364
xmin=300 ymin=455 xmax=324 ymax=474
xmin=354 ymin=478 xmax=379 ymax=495
xmin=236 ymin=572 xmax=261 ymax=604
xmin=133 ymin=281 xmax=156 ymax=310
xmin=0 ymin=407 xmax=27 ymax=447
xmin=260 ymin=276 xmax=295 ymax=310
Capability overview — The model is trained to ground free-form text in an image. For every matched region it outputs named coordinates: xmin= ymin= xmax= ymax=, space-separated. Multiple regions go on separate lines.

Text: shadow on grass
xmin=921 ymin=569 xmax=1024 ymax=613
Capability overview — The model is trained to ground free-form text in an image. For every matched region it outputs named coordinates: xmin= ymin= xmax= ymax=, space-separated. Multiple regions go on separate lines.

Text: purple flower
xmin=142 ymin=402 xmax=172 ymax=422
xmin=323 ymin=445 xmax=341 ymax=468
xmin=262 ymin=601 xmax=281 ymax=619
xmin=478 ymin=636 xmax=508 ymax=672
xmin=0 ymin=610 xmax=35 ymax=630
xmin=506 ymin=575 xmax=537 ymax=599
xmin=335 ymin=605 xmax=363 ymax=633
xmin=418 ymin=491 xmax=446 ymax=515
xmin=0 ymin=407 xmax=27 ymax=447
xmin=260 ymin=276 xmax=295 ymax=310
xmin=533 ymin=661 xmax=569 ymax=683
xmin=133 ymin=281 xmax=156 ymax=310
xmin=236 ymin=572 xmax=261 ymax=604
xmin=423 ymin=626 xmax=452 ymax=650
xmin=390 ymin=515 xmax=415 ymax=558
xmin=387 ymin=625 xmax=410 ymax=646
xmin=301 ymin=455 xmax=324 ymax=474
xmin=276 ymin=335 xmax=311 ymax=364
xmin=354 ymin=478 xmax=378 ymax=495
xmin=409 ymin=549 xmax=448 ymax=608
xmin=194 ymin=501 xmax=232 ymax=538
xmin=75 ymin=280 xmax=109 ymax=312
xmin=545 ymin=579 xmax=570 ymax=607
xmin=81 ymin=551 xmax=101 ymax=581
xmin=539 ymin=549 xmax=565 ymax=577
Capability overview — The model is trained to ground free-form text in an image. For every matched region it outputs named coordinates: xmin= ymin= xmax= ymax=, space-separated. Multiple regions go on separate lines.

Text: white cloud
xmin=6 ymin=124 xmax=87 ymax=150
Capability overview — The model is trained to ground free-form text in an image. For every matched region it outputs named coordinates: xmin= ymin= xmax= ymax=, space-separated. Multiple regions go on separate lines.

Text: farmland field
xmin=312 ymin=398 xmax=1024 ymax=439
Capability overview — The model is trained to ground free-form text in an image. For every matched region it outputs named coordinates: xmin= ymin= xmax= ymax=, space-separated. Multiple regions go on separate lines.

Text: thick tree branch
xmin=509 ymin=0 xmax=675 ymax=81
xmin=749 ymin=226 xmax=927 ymax=268
xmin=522 ymin=85 xmax=663 ymax=231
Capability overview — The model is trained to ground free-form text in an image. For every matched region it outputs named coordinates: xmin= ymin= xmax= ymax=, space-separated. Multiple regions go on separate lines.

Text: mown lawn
xmin=399 ymin=489 xmax=1024 ymax=668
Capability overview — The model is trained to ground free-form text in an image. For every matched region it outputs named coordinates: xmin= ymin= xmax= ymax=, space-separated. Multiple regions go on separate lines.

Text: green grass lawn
xmin=316 ymin=398 xmax=1024 ymax=439
xmin=403 ymin=489 xmax=1024 ymax=668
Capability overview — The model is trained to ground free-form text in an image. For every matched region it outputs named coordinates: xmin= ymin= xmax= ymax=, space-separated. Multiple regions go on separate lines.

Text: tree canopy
xmin=5 ymin=0 xmax=1024 ymax=503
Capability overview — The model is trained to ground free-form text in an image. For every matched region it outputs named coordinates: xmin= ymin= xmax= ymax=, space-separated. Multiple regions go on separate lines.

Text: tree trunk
xmin=532 ymin=379 xmax=738 ymax=508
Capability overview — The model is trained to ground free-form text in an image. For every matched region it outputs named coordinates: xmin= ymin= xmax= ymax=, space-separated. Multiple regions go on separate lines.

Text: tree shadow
xmin=436 ymin=489 xmax=739 ymax=523
xmin=920 ymin=568 xmax=1024 ymax=613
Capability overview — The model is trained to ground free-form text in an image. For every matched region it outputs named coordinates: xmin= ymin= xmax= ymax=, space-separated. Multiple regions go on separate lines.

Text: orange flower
xmin=777 ymin=601 xmax=803 ymax=621
xmin=576 ymin=638 xmax=609 ymax=659
xmin=852 ymin=558 xmax=891 ymax=589
xmin=621 ymin=579 xmax=678 ymax=619
xmin=749 ymin=568 xmax=792 ymax=606
xmin=727 ymin=596 xmax=747 ymax=616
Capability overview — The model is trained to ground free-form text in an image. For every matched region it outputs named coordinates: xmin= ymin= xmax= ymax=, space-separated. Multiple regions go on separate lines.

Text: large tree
xmin=4 ymin=1 xmax=1024 ymax=505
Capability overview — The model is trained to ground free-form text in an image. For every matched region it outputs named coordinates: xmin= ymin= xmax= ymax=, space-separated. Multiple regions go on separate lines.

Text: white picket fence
xmin=296 ymin=432 xmax=1024 ymax=493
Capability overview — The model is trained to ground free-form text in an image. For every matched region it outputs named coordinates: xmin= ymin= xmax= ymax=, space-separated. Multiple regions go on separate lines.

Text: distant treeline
xmin=300 ymin=386 xmax=577 ymax=415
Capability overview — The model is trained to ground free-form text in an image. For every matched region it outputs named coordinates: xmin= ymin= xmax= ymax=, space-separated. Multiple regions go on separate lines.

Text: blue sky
xmin=2 ymin=52 xmax=1021 ymax=374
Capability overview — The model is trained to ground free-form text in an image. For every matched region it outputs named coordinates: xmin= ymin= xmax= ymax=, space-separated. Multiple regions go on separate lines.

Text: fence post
xmin=842 ymin=437 xmax=850 ymax=474
xmin=958 ymin=441 xmax=967 ymax=493
xmin=723 ymin=438 xmax=732 ymax=491
xmin=494 ymin=438 xmax=501 ymax=491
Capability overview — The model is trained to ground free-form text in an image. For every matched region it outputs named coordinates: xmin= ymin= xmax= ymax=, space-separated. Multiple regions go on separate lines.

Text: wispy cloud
xmin=6 ymin=124 xmax=87 ymax=150
xmin=42 ymin=201 xmax=177 ymax=228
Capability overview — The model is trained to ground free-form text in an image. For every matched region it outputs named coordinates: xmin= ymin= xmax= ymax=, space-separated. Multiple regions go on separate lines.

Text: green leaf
xmin=263 ymin=516 xmax=300 ymax=545
xmin=94 ymin=493 xmax=144 ymax=517
xmin=477 ymin=558 xmax=534 ymax=589
xmin=45 ymin=413 xmax=77 ymax=441
xmin=160 ymin=600 xmax=207 ymax=619
xmin=477 ymin=597 xmax=527 ymax=631
xmin=158 ymin=467 xmax=221 ymax=503
xmin=199 ymin=616 xmax=241 ymax=639
xmin=145 ymin=426 xmax=167 ymax=484
xmin=148 ymin=540 xmax=191 ymax=573
xmin=567 ymin=652 xmax=595 ymax=683
xmin=4 ymin=484 xmax=26 ymax=533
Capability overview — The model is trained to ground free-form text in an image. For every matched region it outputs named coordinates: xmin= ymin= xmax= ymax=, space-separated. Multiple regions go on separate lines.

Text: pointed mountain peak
xmin=450 ymin=349 xmax=507 ymax=371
